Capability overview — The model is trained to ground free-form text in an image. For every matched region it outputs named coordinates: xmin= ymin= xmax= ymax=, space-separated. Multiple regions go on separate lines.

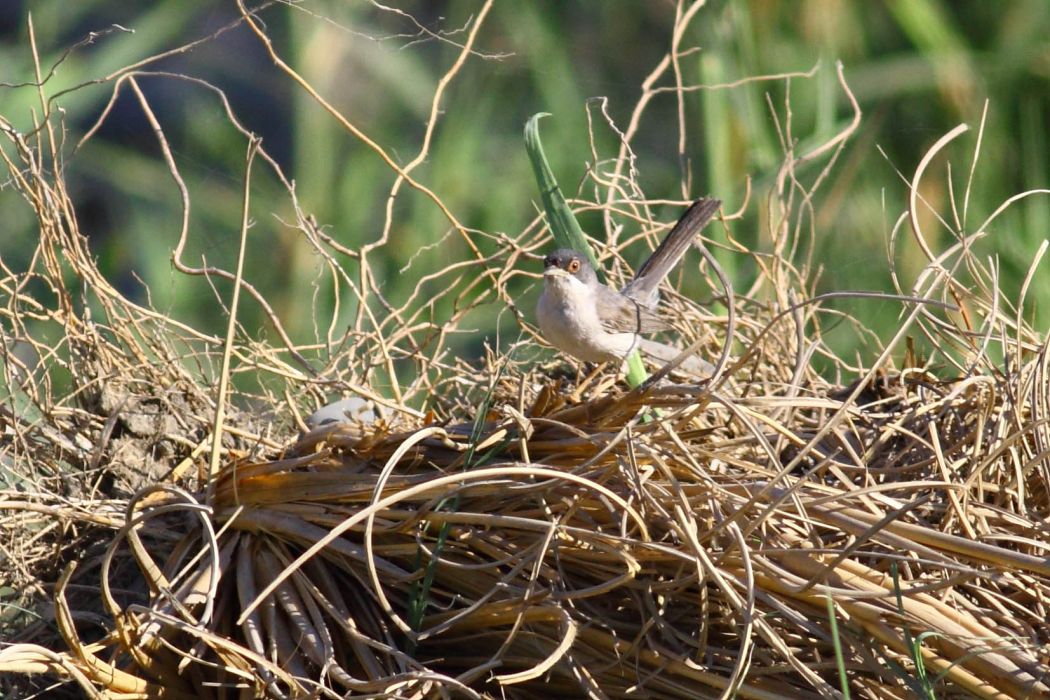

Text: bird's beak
xmin=544 ymin=267 xmax=570 ymax=279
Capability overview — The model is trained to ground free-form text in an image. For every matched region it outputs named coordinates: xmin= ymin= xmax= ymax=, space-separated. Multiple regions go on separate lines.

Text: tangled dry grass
xmin=3 ymin=5 xmax=1050 ymax=700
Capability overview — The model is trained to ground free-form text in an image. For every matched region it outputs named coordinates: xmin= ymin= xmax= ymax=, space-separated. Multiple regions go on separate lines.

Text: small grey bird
xmin=536 ymin=197 xmax=720 ymax=370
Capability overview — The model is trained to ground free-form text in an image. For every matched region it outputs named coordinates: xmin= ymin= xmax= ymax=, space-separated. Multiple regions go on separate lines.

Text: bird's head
xmin=542 ymin=249 xmax=598 ymax=287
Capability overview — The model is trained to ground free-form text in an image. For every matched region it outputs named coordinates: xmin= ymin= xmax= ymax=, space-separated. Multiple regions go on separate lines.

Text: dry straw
xmin=3 ymin=4 xmax=1050 ymax=700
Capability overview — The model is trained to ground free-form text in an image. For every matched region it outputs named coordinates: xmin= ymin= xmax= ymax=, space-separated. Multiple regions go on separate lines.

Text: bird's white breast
xmin=536 ymin=275 xmax=638 ymax=362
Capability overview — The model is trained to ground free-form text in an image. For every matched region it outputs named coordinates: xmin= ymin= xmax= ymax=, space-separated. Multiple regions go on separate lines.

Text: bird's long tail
xmin=624 ymin=196 xmax=721 ymax=305
xmin=637 ymin=338 xmax=715 ymax=377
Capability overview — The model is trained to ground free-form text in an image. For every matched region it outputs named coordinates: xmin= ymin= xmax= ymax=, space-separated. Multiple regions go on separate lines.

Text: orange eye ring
xmin=567 ymin=259 xmax=581 ymax=273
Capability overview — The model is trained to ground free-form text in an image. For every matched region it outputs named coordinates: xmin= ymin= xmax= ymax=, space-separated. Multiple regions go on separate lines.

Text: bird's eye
xmin=568 ymin=259 xmax=581 ymax=273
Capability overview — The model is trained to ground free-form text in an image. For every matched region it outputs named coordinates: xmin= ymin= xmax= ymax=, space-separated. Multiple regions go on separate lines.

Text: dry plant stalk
xmin=2 ymin=4 xmax=1050 ymax=700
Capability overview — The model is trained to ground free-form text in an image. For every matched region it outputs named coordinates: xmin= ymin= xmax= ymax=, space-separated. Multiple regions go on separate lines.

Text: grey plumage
xmin=593 ymin=282 xmax=667 ymax=334
xmin=636 ymin=337 xmax=715 ymax=376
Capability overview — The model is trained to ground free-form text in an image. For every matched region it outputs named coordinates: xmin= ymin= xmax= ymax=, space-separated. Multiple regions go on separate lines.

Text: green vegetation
xmin=2 ymin=1 xmax=1048 ymax=378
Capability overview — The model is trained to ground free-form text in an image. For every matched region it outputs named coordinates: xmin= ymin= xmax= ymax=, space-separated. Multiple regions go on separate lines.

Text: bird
xmin=535 ymin=197 xmax=720 ymax=372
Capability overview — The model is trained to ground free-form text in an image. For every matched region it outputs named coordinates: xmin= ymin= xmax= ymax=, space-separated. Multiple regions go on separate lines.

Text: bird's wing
xmin=594 ymin=284 xmax=669 ymax=334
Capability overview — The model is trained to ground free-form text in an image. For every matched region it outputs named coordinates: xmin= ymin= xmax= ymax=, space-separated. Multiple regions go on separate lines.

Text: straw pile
xmin=5 ymin=189 xmax=1050 ymax=698
xmin=3 ymin=13 xmax=1050 ymax=700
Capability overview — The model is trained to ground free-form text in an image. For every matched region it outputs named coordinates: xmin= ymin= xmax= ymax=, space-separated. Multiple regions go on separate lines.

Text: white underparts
xmin=536 ymin=274 xmax=639 ymax=363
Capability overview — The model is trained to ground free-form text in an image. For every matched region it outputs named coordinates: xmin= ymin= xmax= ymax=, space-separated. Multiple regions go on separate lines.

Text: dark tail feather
xmin=624 ymin=196 xmax=721 ymax=303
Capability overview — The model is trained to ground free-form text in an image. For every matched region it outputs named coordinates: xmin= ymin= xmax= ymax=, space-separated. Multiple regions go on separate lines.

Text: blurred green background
xmin=2 ymin=0 xmax=1049 ymax=377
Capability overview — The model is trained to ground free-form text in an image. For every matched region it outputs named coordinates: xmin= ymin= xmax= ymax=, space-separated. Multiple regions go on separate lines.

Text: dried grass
xmin=3 ymin=4 xmax=1050 ymax=700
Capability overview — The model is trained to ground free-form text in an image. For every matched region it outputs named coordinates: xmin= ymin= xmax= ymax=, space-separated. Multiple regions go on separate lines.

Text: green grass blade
xmin=406 ymin=359 xmax=509 ymax=648
xmin=523 ymin=113 xmax=599 ymax=273
xmin=825 ymin=590 xmax=851 ymax=700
